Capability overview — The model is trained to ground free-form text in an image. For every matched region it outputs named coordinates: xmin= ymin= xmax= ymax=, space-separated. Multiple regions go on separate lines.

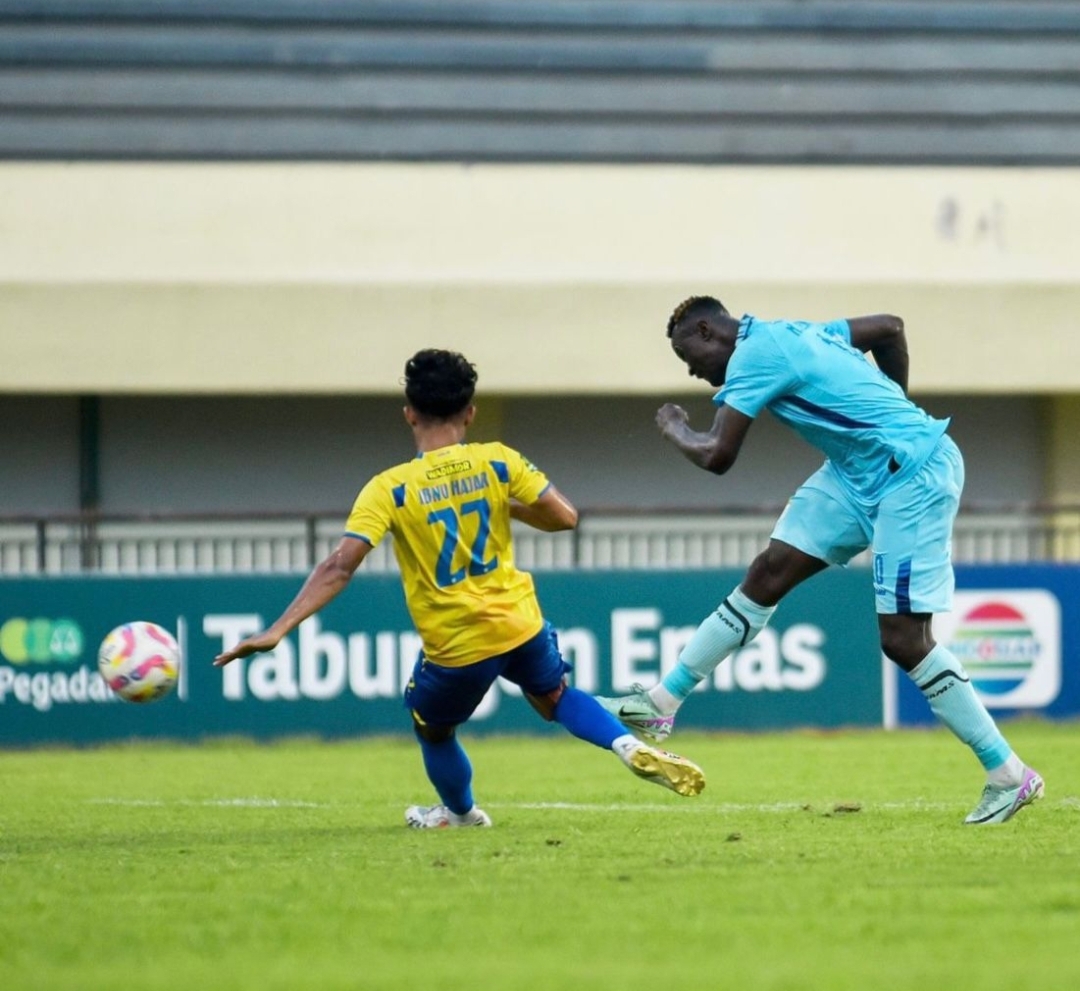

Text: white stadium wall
xmin=1 ymin=162 xmax=1080 ymax=395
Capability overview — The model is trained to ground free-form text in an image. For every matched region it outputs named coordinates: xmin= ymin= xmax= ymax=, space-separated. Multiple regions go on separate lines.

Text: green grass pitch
xmin=1 ymin=721 xmax=1077 ymax=991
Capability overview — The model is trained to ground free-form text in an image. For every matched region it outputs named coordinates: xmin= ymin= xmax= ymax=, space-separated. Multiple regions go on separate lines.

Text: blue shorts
xmin=404 ymin=622 xmax=570 ymax=728
xmin=772 ymin=435 xmax=964 ymax=615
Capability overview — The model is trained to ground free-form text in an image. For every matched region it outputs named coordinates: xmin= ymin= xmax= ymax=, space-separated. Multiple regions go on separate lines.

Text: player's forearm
xmin=846 ymin=314 xmax=909 ymax=393
xmin=267 ymin=557 xmax=353 ymax=637
xmin=510 ymin=496 xmax=578 ymax=532
xmin=664 ymin=424 xmax=736 ymax=475
xmin=869 ymin=338 xmax=909 ymax=393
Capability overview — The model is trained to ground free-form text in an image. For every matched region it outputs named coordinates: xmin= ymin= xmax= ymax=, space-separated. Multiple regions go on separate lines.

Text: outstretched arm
xmin=511 ymin=485 xmax=578 ymax=532
xmin=656 ymin=402 xmax=754 ymax=475
xmin=846 ymin=314 xmax=908 ymax=393
xmin=213 ymin=536 xmax=371 ymax=666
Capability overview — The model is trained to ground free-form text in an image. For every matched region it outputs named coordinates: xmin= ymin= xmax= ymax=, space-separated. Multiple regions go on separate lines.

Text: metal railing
xmin=2 ymin=506 xmax=1079 ymax=576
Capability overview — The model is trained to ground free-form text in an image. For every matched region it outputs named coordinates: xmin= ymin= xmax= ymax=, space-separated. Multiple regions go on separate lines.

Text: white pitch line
xmin=491 ymin=798 xmax=1080 ymax=814
xmin=87 ymin=797 xmax=328 ymax=809
xmin=85 ymin=797 xmax=1080 ymax=814
xmin=494 ymin=801 xmax=930 ymax=813
xmin=496 ymin=801 xmax=807 ymax=813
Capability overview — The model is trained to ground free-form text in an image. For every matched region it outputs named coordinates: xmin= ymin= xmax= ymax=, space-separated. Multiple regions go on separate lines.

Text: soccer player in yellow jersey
xmin=214 ymin=349 xmax=704 ymax=827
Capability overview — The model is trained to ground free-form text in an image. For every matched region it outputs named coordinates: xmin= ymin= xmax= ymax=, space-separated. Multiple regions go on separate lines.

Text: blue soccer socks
xmin=554 ymin=686 xmax=626 ymax=749
xmin=417 ymin=735 xmax=475 ymax=816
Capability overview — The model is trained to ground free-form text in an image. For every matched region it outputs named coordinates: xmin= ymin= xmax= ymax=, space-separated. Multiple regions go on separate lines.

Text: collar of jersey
xmin=414 ymin=442 xmax=467 ymax=460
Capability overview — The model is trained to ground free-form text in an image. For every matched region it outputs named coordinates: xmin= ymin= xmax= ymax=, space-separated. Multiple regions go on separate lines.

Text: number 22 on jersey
xmin=426 ymin=498 xmax=498 ymax=586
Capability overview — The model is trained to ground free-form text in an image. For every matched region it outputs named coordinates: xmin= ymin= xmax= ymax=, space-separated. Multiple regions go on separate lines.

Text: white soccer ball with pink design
xmin=98 ymin=621 xmax=181 ymax=703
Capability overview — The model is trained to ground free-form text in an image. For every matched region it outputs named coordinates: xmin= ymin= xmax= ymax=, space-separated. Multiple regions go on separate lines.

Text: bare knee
xmin=742 ymin=549 xmax=780 ymax=603
xmin=742 ymin=541 xmax=827 ymax=606
xmin=411 ymin=712 xmax=456 ymax=744
xmin=879 ymin=614 xmax=935 ymax=671
xmin=525 ymin=679 xmax=566 ymax=722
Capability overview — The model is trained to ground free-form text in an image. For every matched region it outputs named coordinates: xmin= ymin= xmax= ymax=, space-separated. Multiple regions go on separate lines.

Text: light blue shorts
xmin=772 ymin=436 xmax=964 ymax=615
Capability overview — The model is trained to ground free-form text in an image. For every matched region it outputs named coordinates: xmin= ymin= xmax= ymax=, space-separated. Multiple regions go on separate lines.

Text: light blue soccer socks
xmin=417 ymin=735 xmax=475 ymax=816
xmin=554 ymin=686 xmax=626 ymax=749
xmin=653 ymin=586 xmax=777 ymax=713
xmin=908 ymin=643 xmax=1015 ymax=775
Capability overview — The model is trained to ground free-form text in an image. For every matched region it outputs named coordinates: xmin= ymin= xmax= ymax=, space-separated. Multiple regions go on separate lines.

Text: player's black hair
xmin=667 ymin=295 xmax=729 ymax=337
xmin=404 ymin=349 xmax=478 ymax=419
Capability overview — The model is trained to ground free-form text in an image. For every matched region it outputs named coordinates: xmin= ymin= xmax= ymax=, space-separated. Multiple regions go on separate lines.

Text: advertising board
xmin=0 ymin=568 xmax=883 ymax=746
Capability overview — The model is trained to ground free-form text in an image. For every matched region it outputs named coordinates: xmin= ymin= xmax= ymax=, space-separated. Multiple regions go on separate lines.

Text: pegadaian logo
xmin=938 ymin=591 xmax=1061 ymax=709
xmin=0 ymin=617 xmax=84 ymax=664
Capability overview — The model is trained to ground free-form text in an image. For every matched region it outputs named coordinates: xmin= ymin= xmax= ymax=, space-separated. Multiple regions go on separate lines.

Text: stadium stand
xmin=1 ymin=0 xmax=1080 ymax=162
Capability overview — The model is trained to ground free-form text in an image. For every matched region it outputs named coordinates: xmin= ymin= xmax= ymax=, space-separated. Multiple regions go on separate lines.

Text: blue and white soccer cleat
xmin=405 ymin=804 xmax=493 ymax=829
xmin=622 ymin=743 xmax=705 ymax=797
xmin=964 ymin=766 xmax=1045 ymax=825
xmin=596 ymin=684 xmax=675 ymax=743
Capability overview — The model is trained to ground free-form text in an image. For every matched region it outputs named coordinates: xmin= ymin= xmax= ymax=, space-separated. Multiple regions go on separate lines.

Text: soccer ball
xmin=98 ymin=621 xmax=181 ymax=703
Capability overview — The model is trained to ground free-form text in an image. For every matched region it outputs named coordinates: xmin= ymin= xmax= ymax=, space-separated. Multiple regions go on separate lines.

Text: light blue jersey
xmin=716 ymin=315 xmax=949 ymax=509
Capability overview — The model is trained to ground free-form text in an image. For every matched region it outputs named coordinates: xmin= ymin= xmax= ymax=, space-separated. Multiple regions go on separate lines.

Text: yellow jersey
xmin=344 ymin=442 xmax=551 ymax=667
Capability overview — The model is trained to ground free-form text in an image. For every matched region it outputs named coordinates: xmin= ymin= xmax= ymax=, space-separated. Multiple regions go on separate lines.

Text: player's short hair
xmin=667 ymin=295 xmax=729 ymax=337
xmin=404 ymin=349 xmax=478 ymax=419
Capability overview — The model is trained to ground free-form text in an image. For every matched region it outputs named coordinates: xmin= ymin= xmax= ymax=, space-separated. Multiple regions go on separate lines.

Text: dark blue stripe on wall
xmin=896 ymin=558 xmax=912 ymax=614
xmin=782 ymin=395 xmax=876 ymax=430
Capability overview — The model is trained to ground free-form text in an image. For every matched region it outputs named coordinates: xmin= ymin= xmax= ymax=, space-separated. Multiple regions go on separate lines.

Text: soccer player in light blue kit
xmin=599 ymin=296 xmax=1044 ymax=825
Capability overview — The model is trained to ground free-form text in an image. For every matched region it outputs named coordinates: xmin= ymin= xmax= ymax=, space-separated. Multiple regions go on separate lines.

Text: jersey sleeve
xmin=343 ymin=475 xmax=394 ymax=547
xmin=822 ymin=318 xmax=852 ymax=343
xmin=503 ymin=447 xmax=551 ymax=504
xmin=715 ymin=324 xmax=800 ymax=418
